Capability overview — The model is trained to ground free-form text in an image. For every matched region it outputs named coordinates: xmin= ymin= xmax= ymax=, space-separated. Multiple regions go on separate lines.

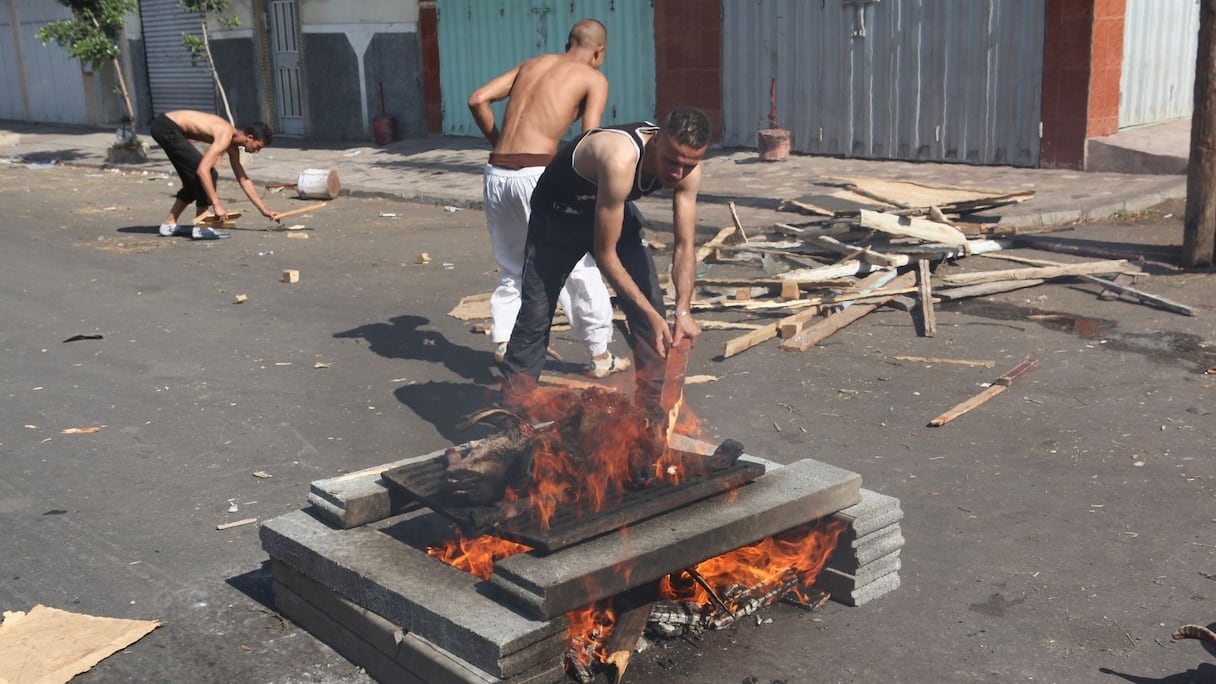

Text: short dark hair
xmin=243 ymin=121 xmax=273 ymax=145
xmin=663 ymin=107 xmax=710 ymax=149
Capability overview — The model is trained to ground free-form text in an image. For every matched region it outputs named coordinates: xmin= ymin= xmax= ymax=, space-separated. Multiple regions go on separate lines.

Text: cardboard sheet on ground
xmin=0 ymin=604 xmax=160 ymax=683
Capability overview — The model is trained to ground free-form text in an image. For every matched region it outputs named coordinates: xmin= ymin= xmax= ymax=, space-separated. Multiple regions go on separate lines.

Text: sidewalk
xmin=0 ymin=120 xmax=1188 ymax=234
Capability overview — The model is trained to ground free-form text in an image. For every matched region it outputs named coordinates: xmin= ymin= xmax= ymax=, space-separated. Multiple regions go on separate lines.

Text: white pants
xmin=482 ymin=164 xmax=613 ymax=357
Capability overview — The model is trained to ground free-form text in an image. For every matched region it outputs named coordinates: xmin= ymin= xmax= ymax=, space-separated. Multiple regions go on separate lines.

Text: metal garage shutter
xmin=140 ymin=0 xmax=215 ymax=115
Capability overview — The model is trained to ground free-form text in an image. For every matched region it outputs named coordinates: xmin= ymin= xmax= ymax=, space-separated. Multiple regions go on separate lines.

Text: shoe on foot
xmin=493 ymin=341 xmax=508 ymax=364
xmin=587 ymin=353 xmax=631 ymax=378
xmin=192 ymin=226 xmax=231 ymax=240
xmin=159 ymin=223 xmax=190 ymax=237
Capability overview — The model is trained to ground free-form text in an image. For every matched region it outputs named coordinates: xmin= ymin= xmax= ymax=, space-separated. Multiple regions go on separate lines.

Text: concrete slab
xmin=827 ymin=489 xmax=903 ymax=538
xmin=308 ymin=435 xmax=778 ymax=530
xmin=271 ymin=561 xmax=566 ymax=684
xmin=260 ymin=509 xmax=566 ymax=678
xmin=490 ymin=458 xmax=861 ymax=619
xmin=814 ymin=569 xmax=902 ymax=607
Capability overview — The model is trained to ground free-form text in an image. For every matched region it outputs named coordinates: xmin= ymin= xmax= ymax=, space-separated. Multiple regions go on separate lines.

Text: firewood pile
xmin=679 ymin=175 xmax=1194 ymax=360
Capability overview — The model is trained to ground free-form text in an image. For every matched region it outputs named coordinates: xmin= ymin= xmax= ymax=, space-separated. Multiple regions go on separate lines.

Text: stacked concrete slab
xmin=813 ymin=489 xmax=904 ymax=606
xmin=266 ymin=439 xmax=903 ymax=682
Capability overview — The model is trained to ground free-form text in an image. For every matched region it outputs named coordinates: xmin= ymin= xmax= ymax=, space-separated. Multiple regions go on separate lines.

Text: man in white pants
xmin=468 ymin=18 xmax=629 ymax=378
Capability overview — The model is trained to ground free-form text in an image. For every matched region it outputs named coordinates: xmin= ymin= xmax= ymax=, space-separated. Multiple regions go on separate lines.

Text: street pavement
xmin=0 ymin=119 xmax=1192 ymax=235
xmin=1 ymin=130 xmax=1214 ymax=683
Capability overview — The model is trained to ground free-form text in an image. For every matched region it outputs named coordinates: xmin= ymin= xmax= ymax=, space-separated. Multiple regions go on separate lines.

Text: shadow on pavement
xmin=1099 ymin=663 xmax=1216 ymax=683
xmin=334 ymin=314 xmax=501 ymax=441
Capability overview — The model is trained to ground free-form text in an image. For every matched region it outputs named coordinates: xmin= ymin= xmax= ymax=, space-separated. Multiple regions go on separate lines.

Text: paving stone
xmin=260 ymin=509 xmax=566 ymax=678
xmin=827 ymin=489 xmax=903 ymax=538
xmin=490 ymin=457 xmax=861 ymax=619
xmin=826 ymin=550 xmax=901 ymax=587
xmin=814 ymin=568 xmax=902 ymax=607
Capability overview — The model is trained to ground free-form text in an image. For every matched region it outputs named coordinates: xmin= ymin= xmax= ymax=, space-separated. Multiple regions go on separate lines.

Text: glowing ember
xmin=425 ymin=529 xmax=531 ymax=581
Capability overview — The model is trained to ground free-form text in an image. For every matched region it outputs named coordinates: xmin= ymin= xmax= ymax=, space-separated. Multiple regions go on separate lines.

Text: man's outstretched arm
xmin=468 ymin=66 xmax=518 ymax=147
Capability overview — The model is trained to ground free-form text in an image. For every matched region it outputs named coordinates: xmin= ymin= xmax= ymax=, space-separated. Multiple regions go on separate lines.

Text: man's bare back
xmin=494 ymin=54 xmax=608 ymax=155
xmin=468 ymin=18 xmax=608 ymax=156
xmin=164 ymin=110 xmax=237 ymax=147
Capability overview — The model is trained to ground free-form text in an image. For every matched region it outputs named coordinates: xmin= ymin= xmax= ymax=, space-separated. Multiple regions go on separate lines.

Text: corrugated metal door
xmin=1120 ymin=0 xmax=1198 ymax=128
xmin=0 ymin=0 xmax=31 ymax=121
xmin=269 ymin=0 xmax=303 ymax=136
xmin=1 ymin=0 xmax=88 ymax=123
xmin=140 ymin=0 xmax=215 ymax=115
xmin=435 ymin=0 xmax=656 ymax=138
xmin=722 ymin=0 xmax=1044 ymax=167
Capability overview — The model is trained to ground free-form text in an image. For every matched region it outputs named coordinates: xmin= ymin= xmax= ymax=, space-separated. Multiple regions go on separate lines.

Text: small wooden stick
xmin=928 ymin=359 xmax=1038 ymax=427
xmin=274 ymin=202 xmax=329 ymax=222
xmin=917 ymin=258 xmax=936 ymax=337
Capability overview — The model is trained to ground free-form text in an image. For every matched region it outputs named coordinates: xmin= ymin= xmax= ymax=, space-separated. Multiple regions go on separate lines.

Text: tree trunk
xmin=90 ymin=17 xmax=137 ymax=134
xmin=199 ymin=18 xmax=234 ymax=124
xmin=1184 ymin=0 xmax=1216 ymax=268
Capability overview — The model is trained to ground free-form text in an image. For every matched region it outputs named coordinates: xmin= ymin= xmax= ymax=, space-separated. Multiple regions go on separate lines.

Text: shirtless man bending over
xmin=467 ymin=18 xmax=630 ymax=378
xmin=149 ymin=109 xmax=281 ymax=240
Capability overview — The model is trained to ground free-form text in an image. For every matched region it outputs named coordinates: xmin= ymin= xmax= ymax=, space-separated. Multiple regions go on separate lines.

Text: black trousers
xmin=502 ymin=202 xmax=666 ymax=412
xmin=150 ymin=113 xmax=218 ymax=209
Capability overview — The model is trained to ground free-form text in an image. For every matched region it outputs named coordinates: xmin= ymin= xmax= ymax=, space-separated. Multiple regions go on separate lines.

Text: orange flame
xmin=426 ymin=529 xmax=532 ymax=581
xmin=503 ymin=387 xmax=710 ymax=529
xmin=565 ymin=601 xmax=616 ymax=669
xmin=659 ymin=519 xmax=846 ymax=607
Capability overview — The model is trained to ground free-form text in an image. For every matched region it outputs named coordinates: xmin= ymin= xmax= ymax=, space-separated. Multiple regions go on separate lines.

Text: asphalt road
xmin=1 ymin=164 xmax=1214 ymax=684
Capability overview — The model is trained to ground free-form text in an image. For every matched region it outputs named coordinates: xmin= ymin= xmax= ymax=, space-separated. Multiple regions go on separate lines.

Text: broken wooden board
xmin=193 ymin=210 xmax=242 ymax=226
xmin=859 ymin=209 xmax=969 ymax=246
xmin=379 ymin=449 xmax=765 ymax=552
xmin=779 ymin=271 xmax=918 ymax=352
xmin=937 ymin=259 xmax=1137 ymax=286
xmin=928 ymin=359 xmax=1039 ymax=427
xmin=1078 ymin=274 xmax=1196 ymax=316
xmin=822 ymin=175 xmax=1034 ymax=213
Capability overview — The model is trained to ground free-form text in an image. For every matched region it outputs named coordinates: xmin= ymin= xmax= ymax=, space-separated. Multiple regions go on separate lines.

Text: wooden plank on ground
xmin=722 ymin=323 xmax=779 ymax=359
xmin=917 ymin=259 xmax=936 ymax=337
xmin=935 ymin=279 xmax=1047 ymax=301
xmin=938 ymin=259 xmax=1137 ymax=286
xmin=696 ymin=226 xmax=736 ymax=262
xmin=928 ymin=359 xmax=1038 ymax=427
xmin=812 ymin=235 xmax=906 ymax=268
xmin=778 ymin=271 xmax=917 ymax=352
xmin=859 ymin=209 xmax=969 ymax=245
xmin=1078 ymin=274 xmax=1196 ymax=316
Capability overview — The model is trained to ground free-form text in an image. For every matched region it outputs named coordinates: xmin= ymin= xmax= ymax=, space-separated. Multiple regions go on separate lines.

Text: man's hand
xmin=263 ymin=209 xmax=281 ymax=222
xmin=211 ymin=202 xmax=229 ymax=220
xmin=672 ymin=311 xmax=701 ymax=348
xmin=647 ymin=309 xmax=673 ymax=358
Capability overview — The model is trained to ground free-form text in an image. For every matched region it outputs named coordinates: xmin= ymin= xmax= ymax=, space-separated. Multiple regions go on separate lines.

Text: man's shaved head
xmin=567 ymin=19 xmax=607 ymax=49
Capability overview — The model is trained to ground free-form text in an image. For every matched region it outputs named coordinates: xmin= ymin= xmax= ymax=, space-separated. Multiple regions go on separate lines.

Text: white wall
xmin=300 ymin=0 xmax=417 ymax=25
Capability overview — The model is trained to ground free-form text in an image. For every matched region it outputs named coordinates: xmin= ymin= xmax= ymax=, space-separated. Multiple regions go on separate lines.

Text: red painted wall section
xmin=1040 ymin=0 xmax=1125 ymax=168
xmin=419 ymin=1 xmax=443 ymax=135
xmin=653 ymin=0 xmax=722 ymax=143
xmin=1088 ymin=0 xmax=1125 ymax=137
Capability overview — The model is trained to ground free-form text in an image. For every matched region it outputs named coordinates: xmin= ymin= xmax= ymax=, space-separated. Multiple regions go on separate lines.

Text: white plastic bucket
xmin=297 ymin=168 xmax=341 ymax=200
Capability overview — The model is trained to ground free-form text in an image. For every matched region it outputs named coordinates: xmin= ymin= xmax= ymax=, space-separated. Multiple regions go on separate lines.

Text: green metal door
xmin=436 ymin=0 xmax=656 ymax=138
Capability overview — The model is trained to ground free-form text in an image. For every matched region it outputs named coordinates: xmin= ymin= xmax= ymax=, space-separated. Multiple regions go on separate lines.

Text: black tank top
xmin=528 ymin=122 xmax=662 ymax=247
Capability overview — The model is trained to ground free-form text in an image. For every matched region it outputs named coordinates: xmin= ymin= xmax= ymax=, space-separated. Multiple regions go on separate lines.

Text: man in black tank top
xmin=501 ymin=107 xmax=711 ymax=415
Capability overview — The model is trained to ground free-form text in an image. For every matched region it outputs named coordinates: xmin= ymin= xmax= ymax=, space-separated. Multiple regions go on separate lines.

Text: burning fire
xmin=505 ymin=386 xmax=705 ymax=530
xmin=566 ymin=600 xmax=616 ymax=669
xmin=425 ymin=529 xmax=531 ymax=581
xmin=427 ymin=519 xmax=845 ymax=679
xmin=660 ymin=519 xmax=847 ymax=607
